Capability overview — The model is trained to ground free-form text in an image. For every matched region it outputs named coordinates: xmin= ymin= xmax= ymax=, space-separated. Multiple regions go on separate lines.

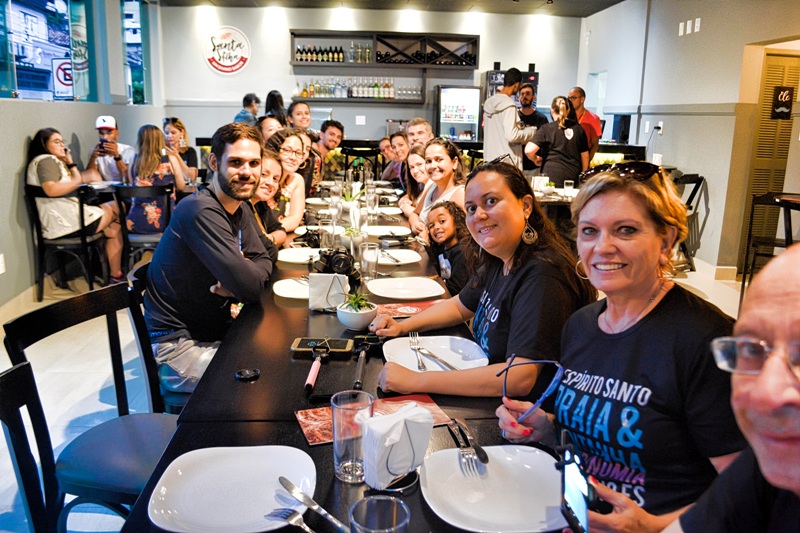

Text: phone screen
xmin=290 ymin=337 xmax=353 ymax=352
xmin=561 ymin=449 xmax=590 ymax=533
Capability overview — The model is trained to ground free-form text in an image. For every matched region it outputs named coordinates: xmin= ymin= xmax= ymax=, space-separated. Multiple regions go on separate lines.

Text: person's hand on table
xmin=496 ymin=396 xmax=552 ymax=444
xmin=369 ymin=314 xmax=405 ymax=337
xmin=378 ymin=362 xmax=419 ymax=394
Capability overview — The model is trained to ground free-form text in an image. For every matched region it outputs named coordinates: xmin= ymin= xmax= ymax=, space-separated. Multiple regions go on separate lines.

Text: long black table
xmin=122 ymin=229 xmax=557 ymax=532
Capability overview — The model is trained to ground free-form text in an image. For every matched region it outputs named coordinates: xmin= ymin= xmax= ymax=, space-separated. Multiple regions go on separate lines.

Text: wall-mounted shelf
xmin=290 ymin=30 xmax=479 ymax=71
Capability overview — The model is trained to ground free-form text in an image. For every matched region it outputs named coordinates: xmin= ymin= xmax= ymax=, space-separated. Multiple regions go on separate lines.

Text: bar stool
xmin=740 ymin=191 xmax=800 ymax=306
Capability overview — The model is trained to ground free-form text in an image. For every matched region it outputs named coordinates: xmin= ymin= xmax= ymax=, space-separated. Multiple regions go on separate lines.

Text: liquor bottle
xmin=308 ymin=80 xmax=315 ymax=98
xmin=388 ymin=78 xmax=395 ymax=99
xmin=314 ymin=79 xmax=321 ymax=97
xmin=301 ymin=82 xmax=309 ymax=98
xmin=356 ymin=42 xmax=362 ymax=64
xmin=339 ymin=46 xmax=345 ymax=62
xmin=311 ymin=46 xmax=317 ymax=62
xmin=295 ymin=46 xmax=301 ymax=62
xmin=349 ymin=41 xmax=355 ymax=63
xmin=365 ymin=42 xmax=371 ymax=64
xmin=376 ymin=78 xmax=383 ymax=99
xmin=321 ymin=47 xmax=328 ymax=62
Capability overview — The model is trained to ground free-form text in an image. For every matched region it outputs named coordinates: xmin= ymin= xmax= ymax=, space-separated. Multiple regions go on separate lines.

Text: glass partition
xmin=0 ymin=0 xmax=17 ymax=98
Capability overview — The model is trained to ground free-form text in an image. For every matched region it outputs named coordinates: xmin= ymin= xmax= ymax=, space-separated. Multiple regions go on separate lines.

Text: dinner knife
xmin=416 ymin=346 xmax=459 ymax=371
xmin=279 ymin=476 xmax=348 ymax=533
xmin=454 ymin=418 xmax=490 ymax=464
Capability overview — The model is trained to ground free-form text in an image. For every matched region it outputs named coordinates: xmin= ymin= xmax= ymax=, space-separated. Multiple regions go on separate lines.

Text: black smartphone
xmin=561 ymin=448 xmax=590 ymax=533
xmin=290 ymin=337 xmax=353 ymax=353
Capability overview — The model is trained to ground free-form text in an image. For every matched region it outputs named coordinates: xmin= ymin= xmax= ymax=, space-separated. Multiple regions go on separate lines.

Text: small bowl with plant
xmin=542 ymin=181 xmax=556 ymax=195
xmin=337 ymin=290 xmax=378 ymax=331
xmin=340 ymin=226 xmax=367 ymax=250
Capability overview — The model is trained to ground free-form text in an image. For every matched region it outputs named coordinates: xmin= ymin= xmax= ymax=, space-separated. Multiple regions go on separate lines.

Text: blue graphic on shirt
xmin=472 ymin=289 xmax=499 ymax=355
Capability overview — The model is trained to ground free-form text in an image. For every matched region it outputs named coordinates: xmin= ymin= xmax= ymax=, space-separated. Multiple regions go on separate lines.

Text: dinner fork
xmin=409 ymin=331 xmax=427 ymax=371
xmin=459 ymin=446 xmax=480 ymax=478
xmin=266 ymin=508 xmax=316 ymax=533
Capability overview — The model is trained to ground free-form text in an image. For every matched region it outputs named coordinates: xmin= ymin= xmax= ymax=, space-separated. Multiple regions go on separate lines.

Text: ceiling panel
xmin=156 ymin=0 xmax=625 ymax=18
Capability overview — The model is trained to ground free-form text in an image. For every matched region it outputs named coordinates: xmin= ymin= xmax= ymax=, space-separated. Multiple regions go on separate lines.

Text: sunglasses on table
xmin=495 ymin=354 xmax=564 ymax=423
xmin=578 ymin=161 xmax=660 ymax=184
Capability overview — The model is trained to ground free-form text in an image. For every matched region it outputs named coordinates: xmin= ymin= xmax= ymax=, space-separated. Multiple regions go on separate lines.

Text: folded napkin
xmin=363 ymin=402 xmax=434 ymax=490
xmin=308 ymin=273 xmax=348 ymax=311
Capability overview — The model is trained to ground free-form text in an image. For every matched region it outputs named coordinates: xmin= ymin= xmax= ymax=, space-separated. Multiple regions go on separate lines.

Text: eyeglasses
xmin=280 ymin=147 xmax=305 ymax=159
xmin=495 ymin=355 xmax=564 ymax=423
xmin=578 ymin=161 xmax=660 ymax=184
xmin=711 ymin=336 xmax=800 ymax=380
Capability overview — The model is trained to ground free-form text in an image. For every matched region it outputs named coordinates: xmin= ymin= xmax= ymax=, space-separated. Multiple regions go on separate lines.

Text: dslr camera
xmin=313 ymin=247 xmax=361 ymax=287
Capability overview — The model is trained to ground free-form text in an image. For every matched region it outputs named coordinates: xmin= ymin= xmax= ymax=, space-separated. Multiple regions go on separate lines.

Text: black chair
xmin=672 ymin=173 xmax=705 ymax=272
xmin=127 ymin=261 xmax=191 ymax=414
xmin=113 ymin=183 xmax=174 ymax=272
xmin=24 ymin=184 xmax=109 ymax=301
xmin=466 ymin=149 xmax=484 ymax=171
xmin=2 ymin=283 xmax=177 ymax=531
xmin=740 ymin=191 xmax=797 ymax=305
xmin=342 ymin=146 xmax=381 ymax=174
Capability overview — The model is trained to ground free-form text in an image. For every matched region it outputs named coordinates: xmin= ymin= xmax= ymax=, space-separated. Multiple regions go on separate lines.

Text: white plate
xmin=383 ymin=335 xmax=487 ymax=372
xmin=294 ymin=226 xmax=345 ymax=236
xmin=273 ymin=279 xmax=309 ymax=299
xmin=319 ymin=180 xmax=335 ymax=187
xmin=364 ymin=225 xmax=412 ymax=237
xmin=378 ymin=206 xmax=403 ymax=215
xmin=378 ymin=249 xmax=421 ymax=266
xmin=421 ymin=445 xmax=566 ymax=532
xmin=148 ymin=445 xmax=316 ymax=533
xmin=366 ymin=277 xmax=444 ymax=299
xmin=374 ymin=180 xmax=393 ymax=187
xmin=306 ymin=197 xmax=329 ymax=206
xmin=278 ymin=248 xmax=321 ymax=264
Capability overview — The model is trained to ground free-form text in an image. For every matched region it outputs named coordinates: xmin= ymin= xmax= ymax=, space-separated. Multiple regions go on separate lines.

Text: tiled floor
xmin=0 ymin=260 xmax=742 ymax=532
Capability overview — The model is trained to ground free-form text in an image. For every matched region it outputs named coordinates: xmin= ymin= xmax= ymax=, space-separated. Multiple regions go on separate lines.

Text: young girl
xmin=426 ymin=201 xmax=470 ymax=295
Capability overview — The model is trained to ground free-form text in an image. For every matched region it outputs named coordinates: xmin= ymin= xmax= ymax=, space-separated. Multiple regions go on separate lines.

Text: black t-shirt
xmin=680 ymin=447 xmax=800 ymax=533
xmin=519 ymin=109 xmax=549 ymax=171
xmin=428 ymin=243 xmax=469 ymax=296
xmin=181 ymin=147 xmax=198 ymax=169
xmin=532 ymin=120 xmax=588 ymax=187
xmin=556 ymin=285 xmax=746 ymax=515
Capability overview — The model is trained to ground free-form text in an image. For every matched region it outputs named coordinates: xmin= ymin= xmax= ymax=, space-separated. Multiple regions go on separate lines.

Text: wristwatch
xmin=114 ymin=155 xmax=123 ymax=161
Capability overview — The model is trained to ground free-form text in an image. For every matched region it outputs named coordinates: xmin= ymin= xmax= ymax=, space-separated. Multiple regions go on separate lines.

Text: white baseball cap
xmin=96 ymin=115 xmax=117 ymax=130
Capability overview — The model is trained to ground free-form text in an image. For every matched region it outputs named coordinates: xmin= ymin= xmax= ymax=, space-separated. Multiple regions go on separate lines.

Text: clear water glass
xmin=349 ymin=496 xmax=410 ymax=532
xmin=332 ymin=390 xmax=374 ymax=484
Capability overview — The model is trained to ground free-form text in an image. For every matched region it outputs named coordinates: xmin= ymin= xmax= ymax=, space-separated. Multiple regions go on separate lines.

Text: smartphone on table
xmin=290 ymin=337 xmax=353 ymax=353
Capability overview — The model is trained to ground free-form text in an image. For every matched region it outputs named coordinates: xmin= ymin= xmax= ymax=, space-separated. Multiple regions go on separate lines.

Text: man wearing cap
xmin=87 ymin=115 xmax=135 ymax=183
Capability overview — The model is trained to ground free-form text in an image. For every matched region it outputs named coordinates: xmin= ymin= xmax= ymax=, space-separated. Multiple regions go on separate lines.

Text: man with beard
xmin=316 ymin=119 xmax=345 ymax=182
xmin=407 ymin=117 xmax=435 ymax=148
xmin=517 ymin=83 xmax=549 ymax=176
xmin=144 ymin=122 xmax=272 ymax=393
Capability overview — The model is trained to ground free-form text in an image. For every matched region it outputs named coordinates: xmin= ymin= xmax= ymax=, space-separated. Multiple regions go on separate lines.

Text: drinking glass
xmin=319 ymin=218 xmax=336 ymax=250
xmin=332 ymin=390 xmax=374 ymax=484
xmin=359 ymin=243 xmax=379 ymax=284
xmin=365 ymin=185 xmax=379 ymax=222
xmin=563 ymin=180 xmax=575 ymax=197
xmin=349 ymin=496 xmax=410 ymax=533
xmin=350 ymin=207 xmax=367 ymax=232
xmin=330 ymin=183 xmax=343 ymax=205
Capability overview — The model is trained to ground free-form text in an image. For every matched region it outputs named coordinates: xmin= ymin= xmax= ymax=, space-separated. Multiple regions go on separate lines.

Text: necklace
xmin=602 ymin=281 xmax=665 ymax=334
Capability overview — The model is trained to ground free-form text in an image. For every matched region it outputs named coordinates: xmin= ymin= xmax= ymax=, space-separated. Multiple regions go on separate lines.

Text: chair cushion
xmin=129 ymin=234 xmax=163 ymax=244
xmin=56 ymin=413 xmax=177 ymax=503
xmin=44 ymin=233 xmax=105 ymax=246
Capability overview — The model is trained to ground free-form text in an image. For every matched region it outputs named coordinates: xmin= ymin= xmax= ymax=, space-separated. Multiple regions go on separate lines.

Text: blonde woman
xmin=163 ymin=117 xmax=198 ymax=182
xmin=127 ymin=125 xmax=187 ymax=234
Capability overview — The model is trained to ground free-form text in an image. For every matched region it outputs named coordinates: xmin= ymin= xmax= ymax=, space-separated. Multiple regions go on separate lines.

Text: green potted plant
xmin=339 ymin=226 xmax=365 ymax=248
xmin=542 ymin=181 xmax=556 ymax=195
xmin=336 ymin=290 xmax=377 ymax=331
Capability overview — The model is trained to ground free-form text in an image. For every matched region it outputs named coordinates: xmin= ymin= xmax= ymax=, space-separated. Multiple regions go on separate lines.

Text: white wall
xmin=158 ymin=7 xmax=581 ymax=140
xmin=581 ymin=0 xmax=800 ymax=269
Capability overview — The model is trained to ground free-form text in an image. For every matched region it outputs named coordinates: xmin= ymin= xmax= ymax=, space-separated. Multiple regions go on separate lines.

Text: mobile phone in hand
xmin=561 ymin=448 xmax=590 ymax=533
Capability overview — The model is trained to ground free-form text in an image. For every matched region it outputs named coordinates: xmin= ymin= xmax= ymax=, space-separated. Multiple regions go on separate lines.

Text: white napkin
xmin=308 ymin=273 xmax=348 ymax=311
xmin=362 ymin=403 xmax=434 ymax=490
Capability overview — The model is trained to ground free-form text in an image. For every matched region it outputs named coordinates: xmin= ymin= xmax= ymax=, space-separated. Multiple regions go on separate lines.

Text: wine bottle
xmin=356 ymin=43 xmax=362 ymax=64
xmin=365 ymin=42 xmax=371 ymax=64
xmin=295 ymin=46 xmax=301 ymax=62
xmin=349 ymin=41 xmax=355 ymax=63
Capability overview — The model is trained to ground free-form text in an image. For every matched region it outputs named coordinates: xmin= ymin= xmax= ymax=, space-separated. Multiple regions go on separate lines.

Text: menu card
xmin=295 ymin=393 xmax=450 ymax=446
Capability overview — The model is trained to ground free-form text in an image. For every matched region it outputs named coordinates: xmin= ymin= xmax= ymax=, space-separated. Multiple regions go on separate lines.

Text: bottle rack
xmin=290 ymin=30 xmax=479 ymax=70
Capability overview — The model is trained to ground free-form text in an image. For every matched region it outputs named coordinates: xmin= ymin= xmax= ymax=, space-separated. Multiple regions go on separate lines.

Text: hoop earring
xmin=575 ymin=260 xmax=590 ymax=280
xmin=522 ymin=223 xmax=538 ymax=245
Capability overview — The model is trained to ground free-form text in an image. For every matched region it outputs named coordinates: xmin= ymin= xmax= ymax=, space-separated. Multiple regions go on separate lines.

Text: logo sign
xmin=204 ymin=26 xmax=251 ymax=75
xmin=771 ymin=86 xmax=794 ymax=120
xmin=52 ymin=58 xmax=73 ymax=99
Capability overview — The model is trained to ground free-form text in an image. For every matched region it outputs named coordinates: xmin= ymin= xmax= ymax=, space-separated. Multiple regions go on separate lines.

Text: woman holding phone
xmin=163 ymin=117 xmax=199 ymax=182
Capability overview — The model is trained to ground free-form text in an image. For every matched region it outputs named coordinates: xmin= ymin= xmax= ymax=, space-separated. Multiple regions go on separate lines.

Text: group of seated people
xmin=27 ymin=106 xmax=798 ymax=530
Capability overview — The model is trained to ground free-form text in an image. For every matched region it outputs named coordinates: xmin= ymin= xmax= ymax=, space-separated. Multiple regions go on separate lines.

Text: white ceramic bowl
xmin=336 ymin=303 xmax=378 ymax=331
xmin=340 ymin=232 xmax=367 ymax=250
xmin=542 ymin=185 xmax=556 ymax=195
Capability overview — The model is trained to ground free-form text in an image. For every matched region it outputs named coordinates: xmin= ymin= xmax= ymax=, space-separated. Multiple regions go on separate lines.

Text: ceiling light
xmin=547 ymin=0 xmax=554 ymax=4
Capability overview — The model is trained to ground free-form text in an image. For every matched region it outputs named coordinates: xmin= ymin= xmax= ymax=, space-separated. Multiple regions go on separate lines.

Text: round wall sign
xmin=204 ymin=26 xmax=251 ymax=75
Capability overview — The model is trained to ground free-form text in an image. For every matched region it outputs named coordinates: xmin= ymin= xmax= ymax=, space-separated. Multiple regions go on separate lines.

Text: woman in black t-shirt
xmin=497 ymin=162 xmax=746 ymax=531
xmin=370 ymin=161 xmax=596 ymax=398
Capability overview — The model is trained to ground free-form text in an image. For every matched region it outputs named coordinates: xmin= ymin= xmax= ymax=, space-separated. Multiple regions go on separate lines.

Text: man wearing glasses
xmin=568 ymin=87 xmax=602 ymax=161
xmin=144 ymin=123 xmax=272 ymax=393
xmin=668 ymin=244 xmax=800 ymax=532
